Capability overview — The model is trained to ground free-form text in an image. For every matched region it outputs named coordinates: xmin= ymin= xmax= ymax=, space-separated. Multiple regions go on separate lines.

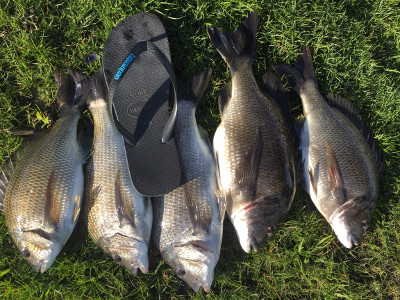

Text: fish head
xmin=231 ymin=194 xmax=283 ymax=253
xmin=330 ymin=196 xmax=371 ymax=249
xmin=100 ymin=233 xmax=149 ymax=275
xmin=16 ymin=230 xmax=61 ymax=273
xmin=163 ymin=241 xmax=217 ymax=292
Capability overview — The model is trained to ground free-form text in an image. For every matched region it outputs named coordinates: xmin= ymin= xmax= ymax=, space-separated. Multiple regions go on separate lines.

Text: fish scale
xmin=152 ymin=68 xmax=224 ymax=293
xmin=274 ymin=46 xmax=380 ymax=248
xmin=84 ymin=69 xmax=152 ymax=275
xmin=1 ymin=69 xmax=87 ymax=272
xmin=208 ymin=11 xmax=297 ymax=253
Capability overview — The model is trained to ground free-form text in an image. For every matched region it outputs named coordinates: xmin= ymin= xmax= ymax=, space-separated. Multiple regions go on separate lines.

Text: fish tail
xmin=88 ymin=68 xmax=108 ymax=104
xmin=54 ymin=68 xmax=90 ymax=107
xmin=274 ymin=46 xmax=317 ymax=94
xmin=177 ymin=67 xmax=212 ymax=106
xmin=207 ymin=11 xmax=258 ymax=71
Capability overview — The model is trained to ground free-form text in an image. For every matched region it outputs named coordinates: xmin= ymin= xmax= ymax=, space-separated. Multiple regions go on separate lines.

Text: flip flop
xmin=103 ymin=12 xmax=181 ymax=197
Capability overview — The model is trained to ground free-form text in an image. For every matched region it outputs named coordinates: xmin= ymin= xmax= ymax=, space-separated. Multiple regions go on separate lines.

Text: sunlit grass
xmin=0 ymin=0 xmax=399 ymax=298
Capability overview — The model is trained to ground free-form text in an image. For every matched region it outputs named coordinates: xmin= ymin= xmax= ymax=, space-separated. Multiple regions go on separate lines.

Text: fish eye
xmin=113 ymin=255 xmax=122 ymax=263
xmin=177 ymin=269 xmax=186 ymax=276
xmin=22 ymin=249 xmax=31 ymax=258
xmin=362 ymin=220 xmax=369 ymax=230
xmin=266 ymin=227 xmax=273 ymax=237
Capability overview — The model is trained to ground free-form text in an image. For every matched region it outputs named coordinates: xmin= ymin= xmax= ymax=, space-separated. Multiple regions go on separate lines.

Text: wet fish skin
xmin=207 ymin=11 xmax=297 ymax=253
xmin=84 ymin=69 xmax=152 ymax=275
xmin=274 ymin=46 xmax=382 ymax=248
xmin=0 ymin=69 xmax=89 ymax=272
xmin=152 ymin=68 xmax=225 ymax=292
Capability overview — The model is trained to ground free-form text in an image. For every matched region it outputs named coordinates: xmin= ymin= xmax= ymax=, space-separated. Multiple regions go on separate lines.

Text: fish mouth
xmin=250 ymin=237 xmax=260 ymax=252
xmin=336 ymin=231 xmax=360 ymax=249
xmin=31 ymin=260 xmax=49 ymax=273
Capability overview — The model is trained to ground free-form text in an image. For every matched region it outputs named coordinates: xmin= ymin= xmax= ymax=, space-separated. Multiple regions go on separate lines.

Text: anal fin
xmin=115 ymin=170 xmax=135 ymax=228
xmin=44 ymin=169 xmax=61 ymax=227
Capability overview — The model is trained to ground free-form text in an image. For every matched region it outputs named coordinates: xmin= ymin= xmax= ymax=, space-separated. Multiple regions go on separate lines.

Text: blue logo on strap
xmin=114 ymin=53 xmax=136 ymax=80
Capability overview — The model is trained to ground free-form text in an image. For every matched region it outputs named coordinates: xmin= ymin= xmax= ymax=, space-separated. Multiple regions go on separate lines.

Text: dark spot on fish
xmin=113 ymin=255 xmax=122 ymax=263
xmin=22 ymin=249 xmax=31 ymax=258
xmin=177 ymin=269 xmax=186 ymax=276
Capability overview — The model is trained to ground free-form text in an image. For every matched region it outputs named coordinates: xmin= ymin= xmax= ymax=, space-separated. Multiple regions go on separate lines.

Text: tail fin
xmin=55 ymin=68 xmax=75 ymax=107
xmin=88 ymin=69 xmax=108 ymax=104
xmin=54 ymin=68 xmax=90 ymax=108
xmin=69 ymin=69 xmax=90 ymax=107
xmin=274 ymin=46 xmax=317 ymax=94
xmin=177 ymin=67 xmax=212 ymax=106
xmin=207 ymin=11 xmax=258 ymax=71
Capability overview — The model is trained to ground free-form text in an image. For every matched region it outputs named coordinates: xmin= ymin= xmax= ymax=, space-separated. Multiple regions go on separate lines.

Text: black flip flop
xmin=103 ymin=13 xmax=181 ymax=197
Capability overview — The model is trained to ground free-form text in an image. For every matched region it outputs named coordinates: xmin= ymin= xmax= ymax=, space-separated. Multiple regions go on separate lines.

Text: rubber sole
xmin=103 ymin=13 xmax=181 ymax=197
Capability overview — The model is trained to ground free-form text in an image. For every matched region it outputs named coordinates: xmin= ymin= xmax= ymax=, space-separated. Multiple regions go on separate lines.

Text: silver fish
xmin=207 ymin=11 xmax=297 ymax=253
xmin=274 ymin=46 xmax=383 ymax=248
xmin=152 ymin=68 xmax=225 ymax=292
xmin=0 ymin=69 xmax=89 ymax=272
xmin=84 ymin=69 xmax=152 ymax=275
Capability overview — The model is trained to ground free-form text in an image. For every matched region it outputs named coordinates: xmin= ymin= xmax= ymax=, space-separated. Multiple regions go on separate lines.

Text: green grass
xmin=1 ymin=0 xmax=400 ymax=298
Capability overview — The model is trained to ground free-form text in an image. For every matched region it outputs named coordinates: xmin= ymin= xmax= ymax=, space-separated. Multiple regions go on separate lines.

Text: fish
xmin=152 ymin=68 xmax=225 ymax=292
xmin=83 ymin=69 xmax=152 ymax=275
xmin=207 ymin=11 xmax=297 ymax=253
xmin=0 ymin=69 xmax=89 ymax=272
xmin=274 ymin=46 xmax=383 ymax=248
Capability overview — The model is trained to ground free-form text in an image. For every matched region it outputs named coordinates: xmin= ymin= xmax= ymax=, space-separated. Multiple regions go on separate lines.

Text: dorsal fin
xmin=44 ymin=169 xmax=61 ymax=226
xmin=114 ymin=170 xmax=135 ymax=227
xmin=327 ymin=93 xmax=383 ymax=176
xmin=327 ymin=93 xmax=360 ymax=125
xmin=0 ymin=131 xmax=48 ymax=211
xmin=262 ymin=71 xmax=301 ymax=181
xmin=262 ymin=72 xmax=292 ymax=118
xmin=197 ymin=125 xmax=212 ymax=153
xmin=235 ymin=126 xmax=263 ymax=194
xmin=177 ymin=68 xmax=212 ymax=106
xmin=0 ymin=158 xmax=15 ymax=211
xmin=325 ymin=141 xmax=346 ymax=201
xmin=78 ymin=126 xmax=94 ymax=164
xmin=218 ymin=81 xmax=232 ymax=116
xmin=183 ymin=183 xmax=211 ymax=235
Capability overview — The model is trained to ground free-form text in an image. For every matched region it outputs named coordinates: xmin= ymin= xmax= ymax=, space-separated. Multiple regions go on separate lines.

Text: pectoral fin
xmin=308 ymin=167 xmax=318 ymax=196
xmin=215 ymin=189 xmax=226 ymax=222
xmin=44 ymin=169 xmax=61 ymax=227
xmin=325 ymin=141 xmax=346 ymax=201
xmin=115 ymin=170 xmax=135 ymax=227
xmin=73 ymin=195 xmax=81 ymax=223
xmin=183 ymin=184 xmax=211 ymax=235
xmin=235 ymin=126 xmax=263 ymax=194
